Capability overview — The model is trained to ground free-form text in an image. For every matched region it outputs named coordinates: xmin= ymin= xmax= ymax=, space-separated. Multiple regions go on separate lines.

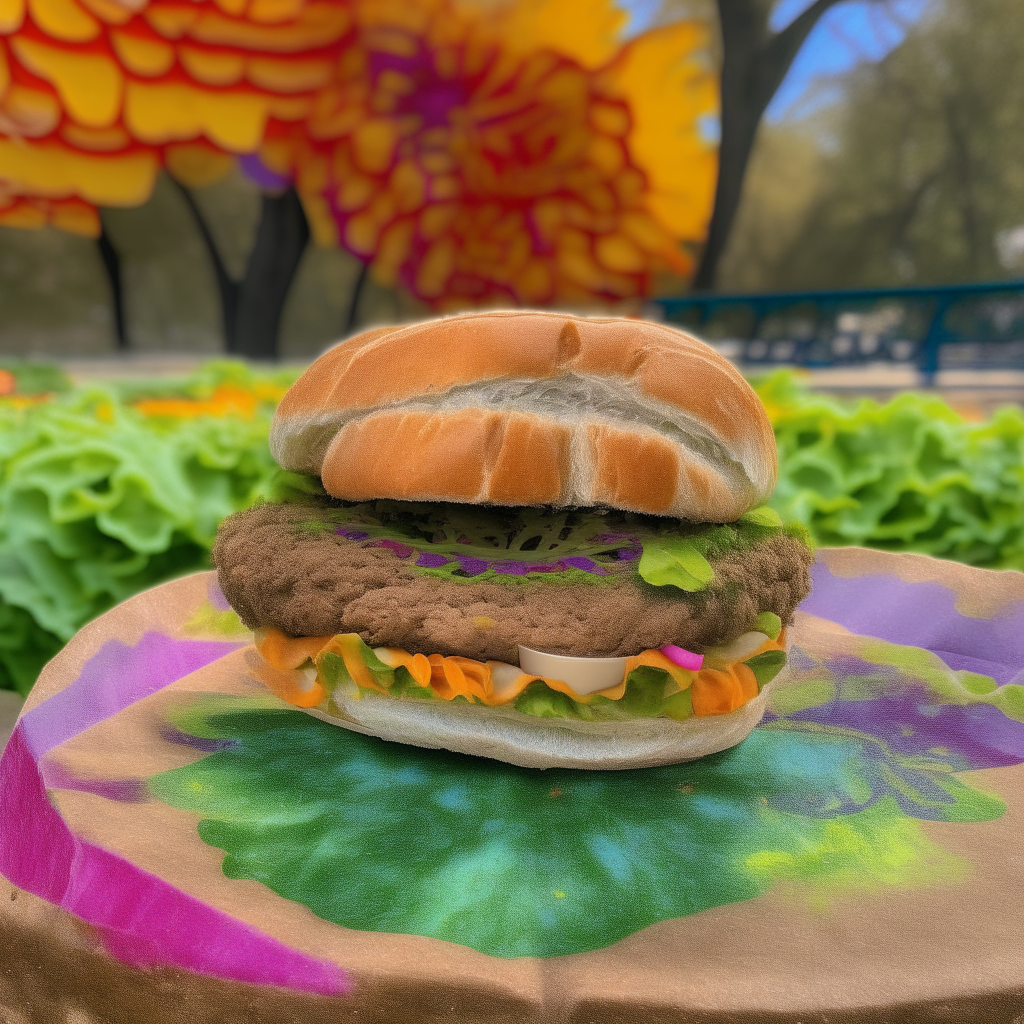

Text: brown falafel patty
xmin=213 ymin=500 xmax=814 ymax=663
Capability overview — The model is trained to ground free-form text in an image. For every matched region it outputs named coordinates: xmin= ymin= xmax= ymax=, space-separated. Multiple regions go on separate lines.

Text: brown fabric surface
xmin=8 ymin=871 xmax=1024 ymax=1024
xmin=213 ymin=502 xmax=814 ymax=659
xmin=6 ymin=566 xmax=1024 ymax=1022
xmin=0 ymin=882 xmax=537 ymax=1024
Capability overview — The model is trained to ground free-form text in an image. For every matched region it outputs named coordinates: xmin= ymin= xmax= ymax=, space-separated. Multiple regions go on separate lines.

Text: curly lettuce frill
xmin=756 ymin=370 xmax=1024 ymax=570
xmin=0 ymin=362 xmax=299 ymax=694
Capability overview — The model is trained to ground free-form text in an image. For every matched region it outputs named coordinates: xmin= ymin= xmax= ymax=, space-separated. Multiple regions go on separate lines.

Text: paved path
xmin=55 ymin=354 xmax=1024 ymax=412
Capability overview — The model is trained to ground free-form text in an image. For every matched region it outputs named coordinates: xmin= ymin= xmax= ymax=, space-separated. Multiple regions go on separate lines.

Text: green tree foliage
xmin=724 ymin=0 xmax=1024 ymax=290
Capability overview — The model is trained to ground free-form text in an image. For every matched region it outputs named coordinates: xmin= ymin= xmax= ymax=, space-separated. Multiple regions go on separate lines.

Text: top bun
xmin=271 ymin=311 xmax=777 ymax=522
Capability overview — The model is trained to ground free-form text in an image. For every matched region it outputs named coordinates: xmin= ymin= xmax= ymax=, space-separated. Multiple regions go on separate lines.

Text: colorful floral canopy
xmin=0 ymin=0 xmax=718 ymax=306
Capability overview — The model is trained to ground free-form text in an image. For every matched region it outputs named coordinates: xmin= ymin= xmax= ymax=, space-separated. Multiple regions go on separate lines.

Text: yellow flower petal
xmin=610 ymin=20 xmax=718 ymax=239
xmin=416 ymin=235 xmax=455 ymax=296
xmin=11 ymin=38 xmax=123 ymax=127
xmin=0 ymin=198 xmax=44 ymax=229
xmin=27 ymin=0 xmax=99 ymax=42
xmin=213 ymin=0 xmax=246 ymax=17
xmin=492 ymin=0 xmax=626 ymax=70
xmin=595 ymin=232 xmax=645 ymax=274
xmin=60 ymin=122 xmax=130 ymax=151
xmin=179 ymin=45 xmax=246 ymax=87
xmin=301 ymin=191 xmax=337 ymax=246
xmin=335 ymin=171 xmax=375 ymax=212
xmin=0 ymin=83 xmax=61 ymax=137
xmin=77 ymin=0 xmax=133 ymax=26
xmin=124 ymin=80 xmax=269 ymax=151
xmin=266 ymin=94 xmax=311 ymax=120
xmin=49 ymin=196 xmax=100 ymax=236
xmin=0 ymin=138 xmax=158 ymax=205
xmin=388 ymin=157 xmax=425 ymax=212
xmin=144 ymin=4 xmax=199 ymax=40
xmin=345 ymin=209 xmax=381 ymax=254
xmin=110 ymin=29 xmax=175 ymax=77
xmin=372 ymin=216 xmax=414 ymax=285
xmin=164 ymin=142 xmax=235 ymax=187
xmin=351 ymin=117 xmax=398 ymax=174
xmin=190 ymin=6 xmax=351 ymax=53
xmin=247 ymin=55 xmax=333 ymax=93
xmin=247 ymin=0 xmax=306 ymax=24
xmin=0 ymin=0 xmax=24 ymax=34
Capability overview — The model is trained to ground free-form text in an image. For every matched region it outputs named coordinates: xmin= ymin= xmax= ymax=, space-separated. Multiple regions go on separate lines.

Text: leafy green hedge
xmin=2 ymin=364 xmax=1023 ymax=695
xmin=0 ymin=362 xmax=299 ymax=694
xmin=758 ymin=371 xmax=1024 ymax=570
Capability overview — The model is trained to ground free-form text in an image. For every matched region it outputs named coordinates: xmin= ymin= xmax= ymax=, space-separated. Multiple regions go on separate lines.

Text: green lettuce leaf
xmin=753 ymin=612 xmax=782 ymax=640
xmin=637 ymin=536 xmax=715 ymax=591
xmin=744 ymin=649 xmax=787 ymax=689
xmin=740 ymin=505 xmax=783 ymax=528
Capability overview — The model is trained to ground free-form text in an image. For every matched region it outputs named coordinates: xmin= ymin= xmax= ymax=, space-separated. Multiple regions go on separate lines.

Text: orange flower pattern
xmin=0 ymin=0 xmax=718 ymax=305
xmin=0 ymin=0 xmax=352 ymax=234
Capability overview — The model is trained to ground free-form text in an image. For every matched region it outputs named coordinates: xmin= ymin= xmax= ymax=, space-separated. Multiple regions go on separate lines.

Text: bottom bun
xmin=303 ymin=686 xmax=775 ymax=770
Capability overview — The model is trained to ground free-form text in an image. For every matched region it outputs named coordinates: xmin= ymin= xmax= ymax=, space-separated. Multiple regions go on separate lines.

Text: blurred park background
xmin=1 ymin=0 xmax=1024 ymax=695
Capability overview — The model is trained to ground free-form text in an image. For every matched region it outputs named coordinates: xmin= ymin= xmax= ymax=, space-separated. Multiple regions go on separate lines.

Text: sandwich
xmin=213 ymin=311 xmax=814 ymax=769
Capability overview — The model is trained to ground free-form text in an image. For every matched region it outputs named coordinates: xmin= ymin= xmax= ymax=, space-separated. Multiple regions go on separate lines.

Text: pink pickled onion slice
xmin=659 ymin=644 xmax=704 ymax=671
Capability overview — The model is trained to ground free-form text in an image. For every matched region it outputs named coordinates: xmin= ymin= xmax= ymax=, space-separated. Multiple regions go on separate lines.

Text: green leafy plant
xmin=754 ymin=370 xmax=1024 ymax=570
xmin=0 ymin=361 xmax=300 ymax=694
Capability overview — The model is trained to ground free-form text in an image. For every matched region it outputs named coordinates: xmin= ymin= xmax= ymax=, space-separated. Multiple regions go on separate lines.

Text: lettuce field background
xmin=3 ymin=362 xmax=1024 ymax=694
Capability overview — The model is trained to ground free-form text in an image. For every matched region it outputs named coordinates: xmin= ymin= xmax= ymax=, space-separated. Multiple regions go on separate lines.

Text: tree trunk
xmin=174 ymin=180 xmax=240 ymax=348
xmin=342 ymin=260 xmax=369 ymax=336
xmin=234 ymin=188 xmax=310 ymax=359
xmin=96 ymin=219 xmax=128 ymax=350
xmin=694 ymin=0 xmax=848 ymax=291
xmin=175 ymin=180 xmax=309 ymax=359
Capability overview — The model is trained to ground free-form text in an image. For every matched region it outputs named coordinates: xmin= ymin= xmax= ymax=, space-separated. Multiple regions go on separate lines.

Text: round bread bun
xmin=271 ymin=311 xmax=777 ymax=522
xmin=298 ymin=678 xmax=776 ymax=771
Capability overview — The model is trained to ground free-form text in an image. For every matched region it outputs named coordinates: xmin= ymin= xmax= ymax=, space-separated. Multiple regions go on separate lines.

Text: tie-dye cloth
xmin=2 ymin=548 xmax=1024 ymax=1016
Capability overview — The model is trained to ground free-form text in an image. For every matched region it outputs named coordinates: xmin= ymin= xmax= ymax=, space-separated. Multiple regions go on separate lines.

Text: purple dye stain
xmin=490 ymin=561 xmax=532 ymax=576
xmin=371 ymin=539 xmax=416 ymax=560
xmin=161 ymin=724 xmax=238 ymax=753
xmin=208 ymin=576 xmax=231 ymax=611
xmin=789 ymin=691 xmax=1024 ymax=771
xmin=334 ymin=528 xmax=370 ymax=541
xmin=41 ymin=761 xmax=150 ymax=804
xmin=562 ymin=556 xmax=607 ymax=575
xmin=239 ymin=153 xmax=291 ymax=191
xmin=417 ymin=552 xmax=450 ymax=568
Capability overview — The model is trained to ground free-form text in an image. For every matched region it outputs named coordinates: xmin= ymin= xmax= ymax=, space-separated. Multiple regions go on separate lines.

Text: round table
xmin=3 ymin=548 xmax=1024 ymax=1022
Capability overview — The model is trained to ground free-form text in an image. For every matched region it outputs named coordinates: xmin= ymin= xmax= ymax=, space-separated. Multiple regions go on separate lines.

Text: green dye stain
xmin=150 ymin=701 xmax=998 ymax=958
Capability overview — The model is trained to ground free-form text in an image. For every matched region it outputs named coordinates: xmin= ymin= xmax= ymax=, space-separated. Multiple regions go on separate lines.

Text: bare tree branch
xmin=694 ymin=0 xmax=875 ymax=290
xmin=96 ymin=216 xmax=128 ymax=351
xmin=172 ymin=178 xmax=240 ymax=351
xmin=172 ymin=178 xmax=308 ymax=358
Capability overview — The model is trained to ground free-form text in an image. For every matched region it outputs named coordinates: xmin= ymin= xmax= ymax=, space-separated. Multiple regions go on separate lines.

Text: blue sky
xmin=766 ymin=0 xmax=933 ymax=120
xmin=618 ymin=0 xmax=933 ymax=122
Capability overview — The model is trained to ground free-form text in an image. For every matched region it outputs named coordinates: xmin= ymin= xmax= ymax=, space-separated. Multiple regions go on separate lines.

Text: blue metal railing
xmin=650 ymin=278 xmax=1024 ymax=384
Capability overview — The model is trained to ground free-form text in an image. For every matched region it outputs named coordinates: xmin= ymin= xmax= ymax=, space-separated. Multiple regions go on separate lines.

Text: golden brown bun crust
xmin=273 ymin=311 xmax=777 ymax=521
